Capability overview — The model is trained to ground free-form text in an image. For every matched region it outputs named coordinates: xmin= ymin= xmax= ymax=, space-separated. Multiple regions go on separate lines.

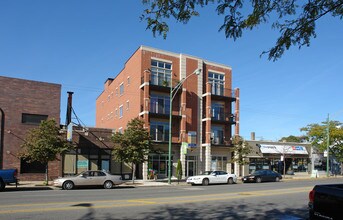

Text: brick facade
xmin=0 ymin=76 xmax=61 ymax=181
xmin=96 ymin=46 xmax=240 ymax=179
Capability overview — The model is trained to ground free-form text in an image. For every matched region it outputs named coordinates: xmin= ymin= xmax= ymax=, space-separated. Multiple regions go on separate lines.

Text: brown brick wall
xmin=0 ymin=76 xmax=61 ymax=181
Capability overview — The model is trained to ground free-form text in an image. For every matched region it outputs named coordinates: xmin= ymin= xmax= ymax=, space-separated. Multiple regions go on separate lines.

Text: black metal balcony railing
xmin=141 ymin=74 xmax=183 ymax=88
xmin=206 ymin=83 xmax=236 ymax=99
xmin=211 ymin=113 xmax=235 ymax=123
xmin=150 ymin=132 xmax=182 ymax=142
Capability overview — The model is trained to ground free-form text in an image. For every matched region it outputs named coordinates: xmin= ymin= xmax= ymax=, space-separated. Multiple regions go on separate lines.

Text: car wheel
xmin=104 ymin=180 xmax=113 ymax=189
xmin=256 ymin=177 xmax=262 ymax=183
xmin=62 ymin=181 xmax=74 ymax=190
xmin=202 ymin=178 xmax=209 ymax=186
xmin=0 ymin=180 xmax=5 ymax=191
xmin=227 ymin=178 xmax=234 ymax=184
xmin=275 ymin=177 xmax=280 ymax=182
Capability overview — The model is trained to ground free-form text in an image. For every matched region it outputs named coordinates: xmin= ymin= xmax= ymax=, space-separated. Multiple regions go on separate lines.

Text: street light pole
xmin=326 ymin=113 xmax=330 ymax=177
xmin=168 ymin=69 xmax=201 ymax=184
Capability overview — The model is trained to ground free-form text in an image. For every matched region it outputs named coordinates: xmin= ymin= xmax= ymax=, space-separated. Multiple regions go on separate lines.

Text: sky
xmin=1 ymin=0 xmax=343 ymax=141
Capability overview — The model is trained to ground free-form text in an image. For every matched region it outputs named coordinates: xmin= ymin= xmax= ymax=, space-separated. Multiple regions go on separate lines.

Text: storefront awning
xmin=259 ymin=144 xmax=308 ymax=155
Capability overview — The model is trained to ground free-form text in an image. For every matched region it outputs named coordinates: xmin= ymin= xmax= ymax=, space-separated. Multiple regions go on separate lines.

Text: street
xmin=0 ymin=178 xmax=342 ymax=220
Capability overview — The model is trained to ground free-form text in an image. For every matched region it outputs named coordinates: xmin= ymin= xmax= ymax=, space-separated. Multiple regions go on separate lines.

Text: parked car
xmin=242 ymin=169 xmax=282 ymax=183
xmin=186 ymin=171 xmax=237 ymax=186
xmin=309 ymin=184 xmax=343 ymax=219
xmin=0 ymin=169 xmax=18 ymax=191
xmin=53 ymin=170 xmax=123 ymax=190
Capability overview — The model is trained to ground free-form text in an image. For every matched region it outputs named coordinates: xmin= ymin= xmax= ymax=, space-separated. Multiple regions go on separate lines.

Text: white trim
xmin=139 ymin=111 xmax=149 ymax=116
xmin=151 ymin=57 xmax=173 ymax=64
xmin=202 ymin=93 xmax=211 ymax=97
xmin=202 ymin=118 xmax=211 ymax=122
xmin=208 ymin=69 xmax=225 ymax=75
xmin=140 ymin=82 xmax=149 ymax=89
xmin=140 ymin=45 xmax=232 ymax=70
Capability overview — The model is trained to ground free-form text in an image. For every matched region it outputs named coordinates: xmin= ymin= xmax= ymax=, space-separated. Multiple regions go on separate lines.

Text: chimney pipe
xmin=251 ymin=132 xmax=255 ymax=141
xmin=66 ymin=91 xmax=74 ymax=126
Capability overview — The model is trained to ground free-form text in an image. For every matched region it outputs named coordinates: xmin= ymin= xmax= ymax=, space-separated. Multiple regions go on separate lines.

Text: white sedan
xmin=53 ymin=170 xmax=123 ymax=190
xmin=186 ymin=171 xmax=237 ymax=186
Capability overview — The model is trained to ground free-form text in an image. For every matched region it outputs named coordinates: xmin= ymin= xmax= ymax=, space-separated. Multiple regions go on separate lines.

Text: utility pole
xmin=326 ymin=114 xmax=330 ymax=177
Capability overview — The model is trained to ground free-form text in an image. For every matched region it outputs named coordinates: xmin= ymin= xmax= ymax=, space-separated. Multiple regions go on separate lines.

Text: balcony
xmin=141 ymin=75 xmax=183 ymax=94
xmin=208 ymin=84 xmax=236 ymax=101
xmin=210 ymin=136 xmax=233 ymax=147
xmin=211 ymin=112 xmax=236 ymax=124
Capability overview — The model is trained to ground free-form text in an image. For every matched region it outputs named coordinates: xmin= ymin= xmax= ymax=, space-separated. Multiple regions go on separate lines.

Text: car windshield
xmin=203 ymin=171 xmax=213 ymax=175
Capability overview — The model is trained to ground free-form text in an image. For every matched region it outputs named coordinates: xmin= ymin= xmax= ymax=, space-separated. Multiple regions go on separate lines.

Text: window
xmin=22 ymin=113 xmax=48 ymax=125
xmin=120 ymin=83 xmax=124 ymax=95
xmin=116 ymin=88 xmax=118 ymax=96
xmin=208 ymin=72 xmax=225 ymax=96
xmin=212 ymin=103 xmax=225 ymax=120
xmin=150 ymin=94 xmax=170 ymax=114
xmin=150 ymin=121 xmax=169 ymax=141
xmin=20 ymin=158 xmax=46 ymax=173
xmin=119 ymin=105 xmax=123 ymax=118
xmin=151 ymin=60 xmax=172 ymax=86
xmin=148 ymin=154 xmax=172 ymax=177
xmin=211 ymin=156 xmax=227 ymax=171
xmin=211 ymin=126 xmax=224 ymax=144
xmin=118 ymin=127 xmax=123 ymax=134
xmin=115 ymin=108 xmax=118 ymax=117
xmin=127 ymin=77 xmax=130 ymax=85
xmin=126 ymin=100 xmax=129 ymax=110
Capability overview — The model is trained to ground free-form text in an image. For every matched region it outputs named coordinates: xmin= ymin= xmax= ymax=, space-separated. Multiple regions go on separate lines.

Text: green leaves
xmin=142 ymin=0 xmax=343 ymax=61
xmin=20 ymin=119 xmax=72 ymax=164
xmin=231 ymin=135 xmax=252 ymax=165
xmin=111 ymin=118 xmax=152 ymax=165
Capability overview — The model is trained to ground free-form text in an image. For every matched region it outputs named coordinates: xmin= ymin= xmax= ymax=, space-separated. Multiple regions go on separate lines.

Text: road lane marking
xmin=0 ymin=186 xmax=312 ymax=214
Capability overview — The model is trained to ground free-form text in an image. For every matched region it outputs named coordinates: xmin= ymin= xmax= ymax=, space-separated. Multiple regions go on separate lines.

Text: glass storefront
xmin=148 ymin=154 xmax=173 ymax=178
xmin=211 ymin=156 xmax=228 ymax=171
xmin=248 ymin=157 xmax=310 ymax=174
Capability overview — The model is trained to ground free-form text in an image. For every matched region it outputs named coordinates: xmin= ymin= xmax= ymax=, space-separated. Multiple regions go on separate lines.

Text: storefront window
xmin=211 ymin=156 xmax=227 ymax=171
xmin=148 ymin=154 xmax=173 ymax=178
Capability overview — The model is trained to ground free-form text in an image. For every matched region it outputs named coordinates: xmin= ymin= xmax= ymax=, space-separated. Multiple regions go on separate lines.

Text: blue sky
xmin=1 ymin=0 xmax=342 ymax=141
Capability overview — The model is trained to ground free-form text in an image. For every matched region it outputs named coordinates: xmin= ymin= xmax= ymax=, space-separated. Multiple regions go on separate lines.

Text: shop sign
xmin=259 ymin=144 xmax=308 ymax=155
xmin=77 ymin=160 xmax=89 ymax=168
xmin=188 ymin=131 xmax=197 ymax=148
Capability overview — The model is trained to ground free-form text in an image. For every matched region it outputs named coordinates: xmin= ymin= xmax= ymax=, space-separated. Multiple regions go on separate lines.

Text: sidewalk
xmin=5 ymin=173 xmax=342 ymax=190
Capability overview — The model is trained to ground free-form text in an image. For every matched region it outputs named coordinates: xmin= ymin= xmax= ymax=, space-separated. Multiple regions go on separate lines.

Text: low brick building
xmin=0 ymin=76 xmax=61 ymax=181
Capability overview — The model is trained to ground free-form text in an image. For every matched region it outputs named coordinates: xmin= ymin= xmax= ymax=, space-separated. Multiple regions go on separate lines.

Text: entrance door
xmin=187 ymin=160 xmax=196 ymax=177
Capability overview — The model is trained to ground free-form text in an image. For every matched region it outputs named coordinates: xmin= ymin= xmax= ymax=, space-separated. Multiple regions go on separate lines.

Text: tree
xmin=279 ymin=135 xmax=307 ymax=143
xmin=231 ymin=136 xmax=252 ymax=176
xmin=20 ymin=119 xmax=72 ymax=184
xmin=111 ymin=118 xmax=153 ymax=183
xmin=176 ymin=159 xmax=182 ymax=184
xmin=301 ymin=120 xmax=343 ymax=162
xmin=141 ymin=0 xmax=343 ymax=61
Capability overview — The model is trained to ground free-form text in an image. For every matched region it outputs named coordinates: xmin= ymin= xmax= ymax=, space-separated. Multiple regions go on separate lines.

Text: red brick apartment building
xmin=0 ymin=76 xmax=61 ymax=180
xmin=96 ymin=46 xmax=240 ymax=180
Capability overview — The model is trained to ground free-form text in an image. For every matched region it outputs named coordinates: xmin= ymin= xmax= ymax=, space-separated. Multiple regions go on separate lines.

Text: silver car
xmin=53 ymin=170 xmax=123 ymax=190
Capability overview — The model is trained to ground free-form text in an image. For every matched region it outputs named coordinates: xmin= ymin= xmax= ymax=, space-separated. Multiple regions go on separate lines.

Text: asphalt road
xmin=0 ymin=178 xmax=342 ymax=220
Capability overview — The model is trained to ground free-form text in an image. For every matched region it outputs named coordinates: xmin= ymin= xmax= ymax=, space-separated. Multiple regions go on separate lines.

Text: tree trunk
xmin=45 ymin=164 xmax=49 ymax=185
xmin=132 ymin=162 xmax=135 ymax=184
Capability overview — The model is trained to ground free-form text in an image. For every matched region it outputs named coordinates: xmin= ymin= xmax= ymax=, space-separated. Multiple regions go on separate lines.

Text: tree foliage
xmin=141 ymin=0 xmax=343 ymax=61
xmin=230 ymin=135 xmax=252 ymax=165
xmin=176 ymin=159 xmax=182 ymax=183
xmin=301 ymin=120 xmax=343 ymax=162
xmin=279 ymin=135 xmax=307 ymax=143
xmin=111 ymin=118 xmax=152 ymax=182
xmin=20 ymin=119 xmax=72 ymax=183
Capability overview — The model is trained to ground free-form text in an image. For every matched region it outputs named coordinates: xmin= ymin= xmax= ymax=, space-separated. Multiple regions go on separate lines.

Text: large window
xmin=211 ymin=126 xmax=224 ymax=144
xmin=119 ymin=105 xmax=123 ymax=118
xmin=22 ymin=113 xmax=48 ymax=125
xmin=20 ymin=158 xmax=46 ymax=173
xmin=212 ymin=103 xmax=225 ymax=120
xmin=150 ymin=121 xmax=169 ymax=141
xmin=151 ymin=60 xmax=172 ymax=86
xmin=150 ymin=94 xmax=170 ymax=114
xmin=148 ymin=154 xmax=172 ymax=177
xmin=208 ymin=72 xmax=224 ymax=96
xmin=211 ymin=156 xmax=227 ymax=171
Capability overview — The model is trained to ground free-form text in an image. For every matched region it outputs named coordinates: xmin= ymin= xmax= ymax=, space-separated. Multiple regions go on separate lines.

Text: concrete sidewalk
xmin=5 ymin=173 xmax=342 ymax=190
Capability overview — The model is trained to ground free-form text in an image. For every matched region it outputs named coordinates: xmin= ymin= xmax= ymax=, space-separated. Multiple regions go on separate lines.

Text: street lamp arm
xmin=171 ymin=68 xmax=202 ymax=100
